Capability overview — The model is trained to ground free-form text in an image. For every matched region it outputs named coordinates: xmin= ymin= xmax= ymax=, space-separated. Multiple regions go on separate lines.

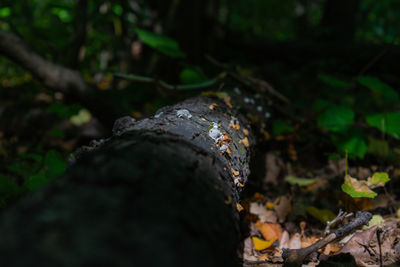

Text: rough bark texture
xmin=0 ymin=96 xmax=254 ymax=267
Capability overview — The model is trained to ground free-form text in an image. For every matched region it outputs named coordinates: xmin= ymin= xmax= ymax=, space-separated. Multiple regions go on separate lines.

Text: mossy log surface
xmin=0 ymin=96 xmax=254 ymax=267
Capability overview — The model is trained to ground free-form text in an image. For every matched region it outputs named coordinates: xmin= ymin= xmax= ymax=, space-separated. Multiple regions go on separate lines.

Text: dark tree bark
xmin=0 ymin=95 xmax=254 ymax=266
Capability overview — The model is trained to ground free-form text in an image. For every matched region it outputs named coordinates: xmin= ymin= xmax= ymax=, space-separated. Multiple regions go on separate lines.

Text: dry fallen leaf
xmin=338 ymin=225 xmax=378 ymax=266
xmin=255 ymin=221 xmax=282 ymax=241
xmin=252 ymin=236 xmax=276 ymax=251
xmin=243 ymin=128 xmax=249 ymax=136
xmin=249 ymin=202 xmax=278 ymax=223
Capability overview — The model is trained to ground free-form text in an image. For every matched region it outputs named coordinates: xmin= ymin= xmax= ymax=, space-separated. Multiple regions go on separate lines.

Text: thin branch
xmin=282 ymin=211 xmax=372 ymax=265
xmin=0 ymin=30 xmax=88 ymax=96
xmin=113 ymin=72 xmax=226 ymax=90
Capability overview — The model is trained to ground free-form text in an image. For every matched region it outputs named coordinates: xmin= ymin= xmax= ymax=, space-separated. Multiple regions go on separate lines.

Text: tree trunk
xmin=0 ymin=96 xmax=254 ymax=267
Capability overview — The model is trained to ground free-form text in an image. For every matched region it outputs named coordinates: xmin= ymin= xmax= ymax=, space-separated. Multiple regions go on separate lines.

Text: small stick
xmin=324 ymin=209 xmax=353 ymax=236
xmin=282 ymin=211 xmax=372 ymax=266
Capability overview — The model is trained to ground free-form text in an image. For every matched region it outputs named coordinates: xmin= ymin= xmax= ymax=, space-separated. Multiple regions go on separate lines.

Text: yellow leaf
xmin=252 ymin=236 xmax=276 ymax=251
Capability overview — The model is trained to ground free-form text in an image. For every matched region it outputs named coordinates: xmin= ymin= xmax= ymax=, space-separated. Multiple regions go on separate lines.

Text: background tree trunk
xmin=0 ymin=96 xmax=253 ymax=267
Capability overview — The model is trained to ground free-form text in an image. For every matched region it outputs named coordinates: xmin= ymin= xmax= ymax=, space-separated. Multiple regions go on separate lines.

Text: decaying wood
xmin=0 ymin=96 xmax=254 ymax=267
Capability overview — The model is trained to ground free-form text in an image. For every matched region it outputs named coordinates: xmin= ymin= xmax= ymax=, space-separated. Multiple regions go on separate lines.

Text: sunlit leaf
xmin=70 ymin=109 xmax=91 ymax=126
xmin=368 ymin=172 xmax=390 ymax=187
xmin=341 ymin=175 xmax=377 ymax=198
xmin=317 ymin=105 xmax=354 ymax=132
xmin=364 ymin=214 xmax=384 ymax=229
xmin=365 ymin=112 xmax=400 ymax=139
xmin=134 ymin=28 xmax=185 ymax=58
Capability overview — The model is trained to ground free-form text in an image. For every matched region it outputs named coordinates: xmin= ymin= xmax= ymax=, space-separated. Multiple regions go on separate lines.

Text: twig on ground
xmin=282 ymin=211 xmax=372 ymax=266
xmin=324 ymin=209 xmax=353 ymax=236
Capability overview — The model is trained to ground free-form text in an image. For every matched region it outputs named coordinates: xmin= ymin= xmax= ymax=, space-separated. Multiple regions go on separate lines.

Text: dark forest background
xmin=0 ymin=0 xmax=399 ymax=210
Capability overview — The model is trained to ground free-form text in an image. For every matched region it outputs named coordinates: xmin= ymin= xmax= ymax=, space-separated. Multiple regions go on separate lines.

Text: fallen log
xmin=0 ymin=95 xmax=254 ymax=267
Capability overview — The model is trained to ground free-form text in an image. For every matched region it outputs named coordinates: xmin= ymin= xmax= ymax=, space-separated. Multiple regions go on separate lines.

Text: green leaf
xmin=335 ymin=135 xmax=368 ymax=159
xmin=112 ymin=4 xmax=123 ymax=15
xmin=134 ymin=28 xmax=185 ymax=58
xmin=341 ymin=183 xmax=377 ymax=198
xmin=285 ymin=175 xmax=317 ymax=186
xmin=0 ymin=7 xmax=11 ymax=18
xmin=51 ymin=8 xmax=72 ymax=23
xmin=369 ymin=172 xmax=390 ymax=185
xmin=24 ymin=172 xmax=49 ymax=191
xmin=179 ymin=67 xmax=208 ymax=84
xmin=44 ymin=150 xmax=67 ymax=179
xmin=318 ymin=74 xmax=350 ymax=88
xmin=272 ymin=119 xmax=295 ymax=135
xmin=366 ymin=112 xmax=400 ymax=139
xmin=341 ymin=175 xmax=377 ymax=198
xmin=317 ymin=105 xmax=354 ymax=132
xmin=305 ymin=206 xmax=336 ymax=224
xmin=358 ymin=76 xmax=399 ymax=103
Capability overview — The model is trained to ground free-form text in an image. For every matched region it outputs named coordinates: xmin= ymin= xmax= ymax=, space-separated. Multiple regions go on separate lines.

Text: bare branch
xmin=0 ymin=30 xmax=88 ymax=96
